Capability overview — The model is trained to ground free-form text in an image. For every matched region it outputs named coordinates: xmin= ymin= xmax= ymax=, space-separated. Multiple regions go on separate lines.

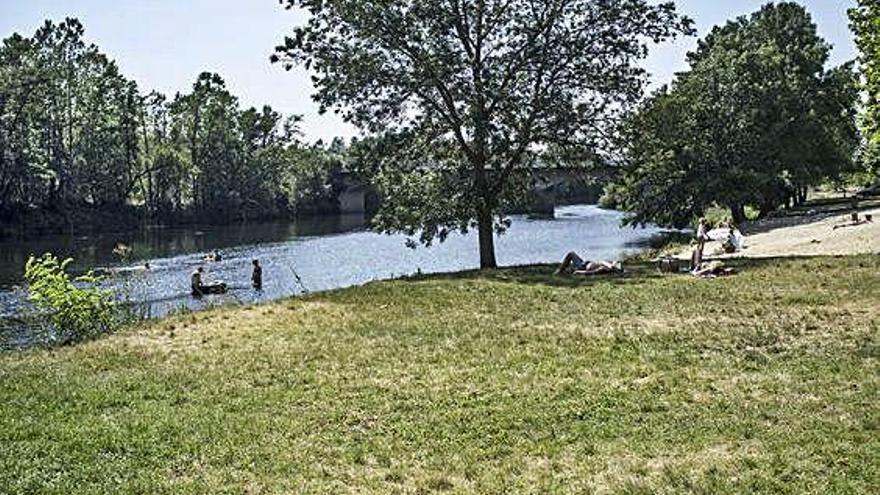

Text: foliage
xmin=274 ymin=0 xmax=693 ymax=267
xmin=285 ymin=138 xmax=349 ymax=213
xmin=0 ymin=19 xmax=347 ymax=234
xmin=0 ymin=19 xmax=139 ymax=214
xmin=849 ymin=0 xmax=880 ymax=174
xmin=23 ymin=253 xmax=115 ymax=343
xmin=702 ymin=205 xmax=759 ymax=229
xmin=615 ymin=2 xmax=860 ymax=228
xmin=166 ymin=73 xmax=303 ymax=222
xmin=2 ymin=255 xmax=878 ymax=492
xmin=597 ymin=182 xmax=624 ymax=210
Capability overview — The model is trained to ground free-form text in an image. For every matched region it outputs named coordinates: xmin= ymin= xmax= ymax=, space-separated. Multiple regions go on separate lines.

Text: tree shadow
xmin=398 ymin=256 xmax=796 ymax=291
xmin=401 ymin=261 xmax=667 ymax=290
xmin=742 ymin=196 xmax=880 ymax=235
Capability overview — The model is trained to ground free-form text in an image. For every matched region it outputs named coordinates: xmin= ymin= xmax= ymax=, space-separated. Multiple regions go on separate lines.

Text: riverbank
xmin=2 ymin=255 xmax=877 ymax=493
xmin=0 ymin=205 xmax=669 ymax=325
xmin=676 ymin=199 xmax=880 ymax=260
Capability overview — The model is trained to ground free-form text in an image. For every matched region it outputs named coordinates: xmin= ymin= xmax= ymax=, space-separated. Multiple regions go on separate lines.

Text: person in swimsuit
xmin=555 ymin=252 xmax=623 ymax=275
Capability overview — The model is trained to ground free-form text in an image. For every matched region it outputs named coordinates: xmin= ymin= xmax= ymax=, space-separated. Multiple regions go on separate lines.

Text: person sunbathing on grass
xmin=691 ymin=260 xmax=736 ymax=278
xmin=555 ymin=252 xmax=623 ymax=276
xmin=576 ymin=260 xmax=623 ymax=276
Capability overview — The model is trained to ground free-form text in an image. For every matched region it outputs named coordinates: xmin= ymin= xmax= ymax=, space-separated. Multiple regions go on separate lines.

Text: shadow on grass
xmin=397 ymin=255 xmax=814 ymax=292
xmin=482 ymin=262 xmax=665 ymax=289
xmin=401 ymin=260 xmax=667 ymax=290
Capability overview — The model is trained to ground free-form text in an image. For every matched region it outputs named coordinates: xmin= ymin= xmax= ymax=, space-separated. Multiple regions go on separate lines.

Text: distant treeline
xmin=0 ymin=19 xmax=355 ymax=237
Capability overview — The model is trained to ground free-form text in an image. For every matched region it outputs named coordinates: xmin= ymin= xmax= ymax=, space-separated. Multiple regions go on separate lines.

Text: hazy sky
xmin=1 ymin=0 xmax=858 ymax=143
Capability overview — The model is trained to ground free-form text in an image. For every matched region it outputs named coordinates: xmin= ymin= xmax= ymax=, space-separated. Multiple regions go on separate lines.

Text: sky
xmin=0 ymin=0 xmax=859 ymax=143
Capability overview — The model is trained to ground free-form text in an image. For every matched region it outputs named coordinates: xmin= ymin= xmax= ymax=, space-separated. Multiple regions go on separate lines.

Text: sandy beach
xmin=677 ymin=207 xmax=880 ymax=259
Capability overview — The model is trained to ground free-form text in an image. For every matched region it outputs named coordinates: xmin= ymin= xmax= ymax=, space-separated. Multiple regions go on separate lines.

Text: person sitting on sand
xmin=720 ymin=227 xmax=737 ymax=253
xmin=555 ymin=252 xmax=623 ymax=275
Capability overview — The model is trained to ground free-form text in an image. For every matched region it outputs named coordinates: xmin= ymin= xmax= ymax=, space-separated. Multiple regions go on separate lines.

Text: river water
xmin=0 ymin=205 xmax=674 ymax=345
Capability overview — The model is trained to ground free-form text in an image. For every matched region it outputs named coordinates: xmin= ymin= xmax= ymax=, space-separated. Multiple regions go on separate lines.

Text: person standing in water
xmin=191 ymin=267 xmax=204 ymax=296
xmin=251 ymin=259 xmax=263 ymax=290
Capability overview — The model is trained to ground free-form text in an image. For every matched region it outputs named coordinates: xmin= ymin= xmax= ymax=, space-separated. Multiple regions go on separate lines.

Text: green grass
xmin=1 ymin=256 xmax=878 ymax=494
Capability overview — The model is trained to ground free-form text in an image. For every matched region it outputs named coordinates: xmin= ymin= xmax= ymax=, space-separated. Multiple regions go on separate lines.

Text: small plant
xmin=24 ymin=253 xmax=116 ymax=344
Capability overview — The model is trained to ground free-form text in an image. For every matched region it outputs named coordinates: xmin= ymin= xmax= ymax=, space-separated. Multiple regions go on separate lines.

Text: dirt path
xmin=676 ymin=207 xmax=880 ymax=259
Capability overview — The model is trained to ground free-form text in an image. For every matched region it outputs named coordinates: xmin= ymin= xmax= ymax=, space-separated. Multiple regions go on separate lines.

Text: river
xmin=0 ymin=205 xmax=676 ymax=346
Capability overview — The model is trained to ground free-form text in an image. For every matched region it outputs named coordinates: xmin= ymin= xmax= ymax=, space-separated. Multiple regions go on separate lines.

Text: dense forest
xmin=0 ymin=19 xmax=351 ymax=237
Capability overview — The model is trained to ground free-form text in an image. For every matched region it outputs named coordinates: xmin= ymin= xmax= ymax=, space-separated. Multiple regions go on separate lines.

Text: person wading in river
xmin=251 ymin=259 xmax=262 ymax=290
xmin=191 ymin=267 xmax=204 ymax=297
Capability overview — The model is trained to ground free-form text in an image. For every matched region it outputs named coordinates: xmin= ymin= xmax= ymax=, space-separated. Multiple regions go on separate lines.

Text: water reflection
xmin=0 ymin=213 xmax=369 ymax=288
xmin=0 ymin=206 xmax=675 ymax=329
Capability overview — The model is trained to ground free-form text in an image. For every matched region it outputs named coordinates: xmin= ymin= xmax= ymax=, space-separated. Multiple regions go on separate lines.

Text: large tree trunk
xmin=729 ymin=202 xmax=747 ymax=225
xmin=477 ymin=205 xmax=497 ymax=269
xmin=472 ymin=129 xmax=497 ymax=269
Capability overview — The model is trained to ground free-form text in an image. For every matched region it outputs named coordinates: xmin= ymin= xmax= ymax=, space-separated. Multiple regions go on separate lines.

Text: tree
xmin=273 ymin=0 xmax=693 ymax=268
xmin=616 ymin=2 xmax=859 ymax=227
xmin=7 ymin=16 xmax=541 ymax=236
xmin=0 ymin=18 xmax=144 ymax=218
xmin=850 ymin=0 xmax=880 ymax=174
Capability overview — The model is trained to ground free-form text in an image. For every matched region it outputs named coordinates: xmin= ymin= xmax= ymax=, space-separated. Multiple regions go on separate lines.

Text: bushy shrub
xmin=24 ymin=253 xmax=116 ymax=344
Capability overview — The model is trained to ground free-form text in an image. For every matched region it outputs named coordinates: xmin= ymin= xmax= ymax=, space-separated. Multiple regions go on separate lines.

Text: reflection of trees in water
xmin=0 ymin=215 xmax=370 ymax=287
xmin=2 ymin=206 xmax=677 ymax=348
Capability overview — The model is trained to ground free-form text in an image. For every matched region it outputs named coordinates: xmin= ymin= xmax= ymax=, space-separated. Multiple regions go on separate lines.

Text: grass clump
xmin=1 ymin=255 xmax=878 ymax=493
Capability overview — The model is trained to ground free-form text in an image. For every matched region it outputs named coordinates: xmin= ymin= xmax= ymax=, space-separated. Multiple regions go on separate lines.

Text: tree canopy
xmin=0 ymin=19 xmax=353 ymax=235
xmin=849 ymin=0 xmax=880 ymax=174
xmin=274 ymin=0 xmax=693 ymax=268
xmin=615 ymin=2 xmax=859 ymax=228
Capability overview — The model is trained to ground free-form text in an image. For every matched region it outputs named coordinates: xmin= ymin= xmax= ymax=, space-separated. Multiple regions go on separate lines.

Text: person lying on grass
xmin=555 ymin=252 xmax=623 ymax=276
xmin=691 ymin=260 xmax=736 ymax=278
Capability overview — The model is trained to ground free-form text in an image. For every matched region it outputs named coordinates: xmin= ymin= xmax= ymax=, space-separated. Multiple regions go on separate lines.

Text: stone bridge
xmin=335 ymin=167 xmax=602 ymax=215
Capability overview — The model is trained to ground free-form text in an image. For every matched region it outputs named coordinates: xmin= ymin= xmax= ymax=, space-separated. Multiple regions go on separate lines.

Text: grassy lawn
xmin=1 ymin=256 xmax=878 ymax=494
